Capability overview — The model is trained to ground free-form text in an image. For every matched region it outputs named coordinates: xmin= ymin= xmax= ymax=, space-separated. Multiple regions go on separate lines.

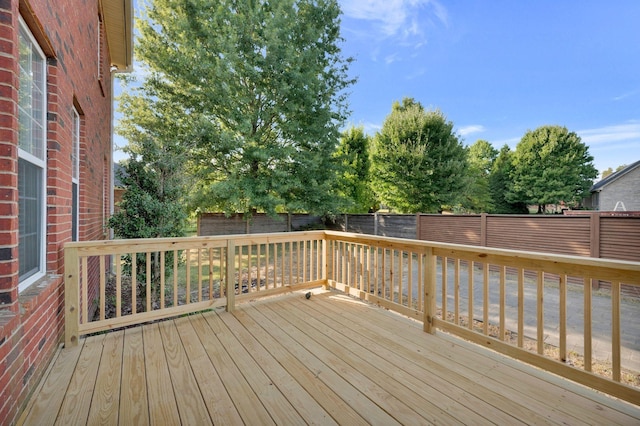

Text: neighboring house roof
xmin=114 ymin=162 xmax=127 ymax=188
xmin=101 ymin=0 xmax=134 ymax=71
xmin=590 ymin=160 xmax=640 ymax=192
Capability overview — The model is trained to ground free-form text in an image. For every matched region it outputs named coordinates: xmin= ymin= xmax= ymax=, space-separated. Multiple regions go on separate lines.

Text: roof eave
xmin=101 ymin=0 xmax=134 ymax=73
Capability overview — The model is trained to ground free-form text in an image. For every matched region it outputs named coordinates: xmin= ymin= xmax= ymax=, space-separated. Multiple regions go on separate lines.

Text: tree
xmin=507 ymin=125 xmax=598 ymax=213
xmin=109 ymin=143 xmax=187 ymax=301
xmin=129 ymin=0 xmax=354 ymax=218
xmin=334 ymin=126 xmax=377 ymax=212
xmin=457 ymin=140 xmax=498 ymax=212
xmin=601 ymin=164 xmax=627 ymax=179
xmin=370 ymin=98 xmax=467 ymax=213
xmin=488 ymin=145 xmax=529 ymax=214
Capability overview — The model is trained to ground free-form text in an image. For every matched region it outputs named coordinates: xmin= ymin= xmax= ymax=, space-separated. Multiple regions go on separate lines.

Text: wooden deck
xmin=19 ymin=289 xmax=640 ymax=425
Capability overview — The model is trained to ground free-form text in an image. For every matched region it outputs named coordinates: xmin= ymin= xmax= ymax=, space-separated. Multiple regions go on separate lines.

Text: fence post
xmin=64 ymin=245 xmax=79 ymax=347
xmin=226 ymin=239 xmax=236 ymax=312
xmin=590 ymin=212 xmax=601 ymax=290
xmin=374 ymin=212 xmax=378 ymax=236
xmin=423 ymin=246 xmax=437 ymax=334
xmin=480 ymin=213 xmax=487 ymax=247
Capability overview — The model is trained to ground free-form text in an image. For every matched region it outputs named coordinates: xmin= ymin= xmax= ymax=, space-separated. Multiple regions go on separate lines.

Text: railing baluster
xmin=185 ymin=249 xmax=191 ymax=304
xmin=146 ymin=252 xmax=151 ymax=312
xmin=208 ymin=248 xmax=213 ymax=299
xmin=407 ymin=252 xmax=413 ymax=309
xmin=131 ymin=256 xmax=137 ymax=315
xmin=584 ymin=277 xmax=592 ymax=372
xmin=468 ymin=260 xmax=474 ymax=331
xmin=441 ymin=256 xmax=447 ymax=323
xmin=266 ymin=243 xmax=271 ymax=290
xmin=160 ymin=251 xmax=165 ymax=309
xmin=116 ymin=254 xmax=122 ymax=317
xmin=559 ymin=274 xmax=567 ymax=362
xmin=173 ymin=250 xmax=178 ymax=306
xmin=82 ymin=257 xmax=88 ymax=324
xmin=226 ymin=240 xmax=235 ymax=312
xmin=257 ymin=244 xmax=262 ymax=292
xmin=517 ymin=268 xmax=524 ymax=348
xmin=454 ymin=259 xmax=460 ymax=326
xmin=612 ymin=281 xmax=621 ymax=382
xmin=99 ymin=255 xmax=105 ymax=321
xmin=483 ymin=263 xmax=489 ymax=335
xmin=398 ymin=250 xmax=403 ymax=305
xmin=283 ymin=241 xmax=287 ymax=286
xmin=499 ymin=266 xmax=505 ymax=341
xmin=197 ymin=248 xmax=203 ymax=301
xmin=537 ymin=271 xmax=544 ymax=355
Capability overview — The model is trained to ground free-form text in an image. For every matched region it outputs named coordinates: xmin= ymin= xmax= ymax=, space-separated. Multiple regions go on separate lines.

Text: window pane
xmin=72 ymin=182 xmax=78 ymax=241
xmin=18 ymin=20 xmax=46 ymax=288
xmin=18 ymin=24 xmax=45 ymax=160
xmin=18 ymin=159 xmax=42 ymax=280
xmin=72 ymin=110 xmax=79 ymax=180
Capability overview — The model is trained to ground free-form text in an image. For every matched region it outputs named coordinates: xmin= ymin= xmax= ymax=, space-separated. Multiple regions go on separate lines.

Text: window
xmin=72 ymin=108 xmax=79 ymax=241
xmin=18 ymin=19 xmax=47 ymax=290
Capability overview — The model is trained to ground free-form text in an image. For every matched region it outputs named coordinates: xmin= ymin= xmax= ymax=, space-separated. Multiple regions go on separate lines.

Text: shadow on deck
xmin=19 ymin=289 xmax=640 ymax=425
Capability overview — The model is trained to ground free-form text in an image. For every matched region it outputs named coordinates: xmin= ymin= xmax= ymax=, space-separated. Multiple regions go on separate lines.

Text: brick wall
xmin=0 ymin=1 xmax=115 ymax=423
xmin=599 ymin=165 xmax=640 ymax=211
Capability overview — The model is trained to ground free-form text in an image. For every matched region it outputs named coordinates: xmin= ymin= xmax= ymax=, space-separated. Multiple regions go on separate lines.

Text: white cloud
xmin=457 ymin=125 xmax=486 ymax=137
xmin=577 ymin=122 xmax=640 ymax=145
xmin=340 ymin=0 xmax=448 ymax=39
xmin=384 ymin=53 xmax=400 ymax=64
xmin=612 ymin=89 xmax=640 ymax=101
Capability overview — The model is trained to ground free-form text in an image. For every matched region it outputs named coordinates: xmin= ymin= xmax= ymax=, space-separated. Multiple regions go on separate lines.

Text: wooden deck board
xmin=173 ymin=316 xmax=243 ymax=425
xmin=87 ymin=331 xmax=123 ymax=425
xmin=142 ymin=323 xmax=181 ymax=425
xmin=19 ymin=289 xmax=640 ymax=425
xmin=120 ymin=327 xmax=149 ymax=425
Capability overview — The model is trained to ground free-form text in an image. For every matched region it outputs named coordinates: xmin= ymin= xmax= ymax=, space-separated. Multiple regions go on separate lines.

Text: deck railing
xmin=323 ymin=230 xmax=640 ymax=405
xmin=65 ymin=230 xmax=640 ymax=404
xmin=64 ymin=231 xmax=326 ymax=346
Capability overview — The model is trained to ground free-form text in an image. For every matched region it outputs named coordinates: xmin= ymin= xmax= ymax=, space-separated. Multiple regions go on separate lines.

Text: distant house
xmin=585 ymin=160 xmax=640 ymax=211
xmin=114 ymin=162 xmax=127 ymax=211
xmin=0 ymin=1 xmax=132 ymax=423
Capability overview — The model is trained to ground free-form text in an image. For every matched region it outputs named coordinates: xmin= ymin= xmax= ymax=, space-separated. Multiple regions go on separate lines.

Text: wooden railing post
xmin=322 ymin=235 xmax=328 ymax=288
xmin=226 ymin=240 xmax=236 ymax=312
xmin=423 ymin=247 xmax=437 ymax=334
xmin=64 ymin=245 xmax=80 ymax=347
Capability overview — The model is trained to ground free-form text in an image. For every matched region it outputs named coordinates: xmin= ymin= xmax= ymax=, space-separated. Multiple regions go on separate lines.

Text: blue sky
xmin=115 ymin=0 xmax=640 ymax=176
xmin=338 ymin=0 xmax=640 ymax=175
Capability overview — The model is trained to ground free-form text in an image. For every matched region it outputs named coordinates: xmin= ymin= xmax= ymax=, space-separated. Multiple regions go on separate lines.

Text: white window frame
xmin=72 ymin=107 xmax=80 ymax=241
xmin=18 ymin=17 xmax=47 ymax=291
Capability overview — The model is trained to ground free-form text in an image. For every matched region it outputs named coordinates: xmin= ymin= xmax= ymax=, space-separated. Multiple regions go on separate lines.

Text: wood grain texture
xmin=20 ymin=290 xmax=640 ymax=425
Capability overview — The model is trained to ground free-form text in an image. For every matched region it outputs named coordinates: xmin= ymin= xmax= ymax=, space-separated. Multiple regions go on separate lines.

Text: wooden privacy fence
xmin=418 ymin=213 xmax=640 ymax=261
xmin=65 ymin=230 xmax=640 ymax=405
xmin=198 ymin=212 xmax=323 ymax=235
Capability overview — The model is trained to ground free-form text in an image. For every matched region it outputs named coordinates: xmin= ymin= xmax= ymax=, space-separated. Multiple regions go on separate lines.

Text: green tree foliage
xmin=370 ymin=98 xmax=467 ymax=213
xmin=129 ymin=0 xmax=353 ymax=218
xmin=507 ymin=125 xmax=598 ymax=213
xmin=601 ymin=164 xmax=628 ymax=179
xmin=457 ymin=140 xmax=498 ymax=212
xmin=109 ymin=143 xmax=187 ymax=298
xmin=334 ymin=126 xmax=377 ymax=212
xmin=488 ymin=145 xmax=529 ymax=214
